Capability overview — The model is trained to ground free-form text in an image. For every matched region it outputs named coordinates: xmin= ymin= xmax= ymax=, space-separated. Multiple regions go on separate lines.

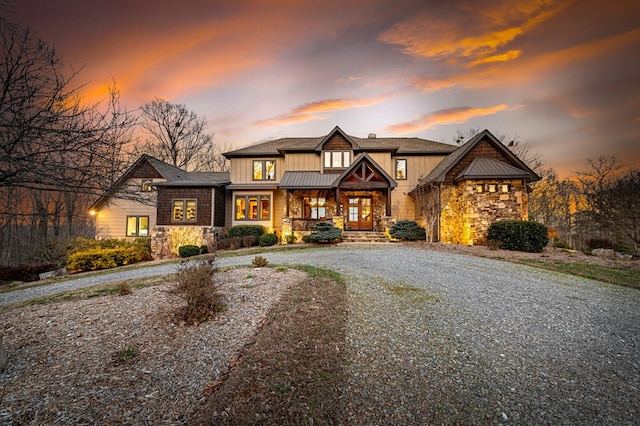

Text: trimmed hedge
xmin=179 ymin=245 xmax=202 ymax=258
xmin=227 ymin=225 xmax=265 ymax=247
xmin=258 ymin=233 xmax=278 ymax=247
xmin=487 ymin=220 xmax=549 ymax=253
xmin=389 ymin=220 xmax=426 ymax=241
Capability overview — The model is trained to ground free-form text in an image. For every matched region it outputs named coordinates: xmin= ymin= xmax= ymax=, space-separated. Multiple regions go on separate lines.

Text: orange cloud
xmin=386 ymin=104 xmax=509 ymax=134
xmin=468 ymin=50 xmax=521 ymax=67
xmin=413 ymin=27 xmax=640 ymax=93
xmin=254 ymin=94 xmax=391 ymax=127
xmin=379 ymin=0 xmax=571 ymax=66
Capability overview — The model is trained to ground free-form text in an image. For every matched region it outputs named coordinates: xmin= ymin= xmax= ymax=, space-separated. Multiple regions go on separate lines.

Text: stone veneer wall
xmin=150 ymin=226 xmax=226 ymax=259
xmin=440 ymin=179 xmax=528 ymax=245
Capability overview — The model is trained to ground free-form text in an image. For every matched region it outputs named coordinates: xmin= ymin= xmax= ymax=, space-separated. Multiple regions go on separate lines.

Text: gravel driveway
xmin=2 ymin=245 xmax=639 ymax=424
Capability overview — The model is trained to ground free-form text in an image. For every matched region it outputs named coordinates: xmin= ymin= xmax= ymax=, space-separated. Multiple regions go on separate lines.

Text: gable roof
xmin=223 ymin=127 xmax=457 ymax=157
xmin=455 ymin=157 xmax=532 ymax=181
xmin=334 ymin=152 xmax=397 ymax=189
xmin=90 ymin=155 xmax=187 ymax=210
xmin=417 ymin=129 xmax=539 ymax=185
xmin=313 ymin=125 xmax=360 ymax=151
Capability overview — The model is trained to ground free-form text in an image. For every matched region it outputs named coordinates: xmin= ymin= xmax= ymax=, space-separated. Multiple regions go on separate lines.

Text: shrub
xmin=307 ymin=221 xmax=342 ymax=243
xmin=179 ymin=245 xmax=201 ymax=258
xmin=487 ymin=220 xmax=549 ymax=253
xmin=227 ymin=225 xmax=265 ymax=240
xmin=389 ymin=220 xmax=426 ymax=241
xmin=200 ymin=245 xmax=209 ymax=254
xmin=259 ymin=233 xmax=278 ymax=247
xmin=117 ymin=282 xmax=132 ymax=296
xmin=174 ymin=259 xmax=225 ymax=324
xmin=252 ymin=255 xmax=269 ymax=267
xmin=285 ymin=233 xmax=297 ymax=244
xmin=242 ymin=235 xmax=257 ymax=248
xmin=66 ymin=246 xmax=147 ymax=272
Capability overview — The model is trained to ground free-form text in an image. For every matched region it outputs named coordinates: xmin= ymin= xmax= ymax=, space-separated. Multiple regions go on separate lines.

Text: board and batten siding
xmin=284 ymin=153 xmax=319 ymax=171
xmin=391 ymin=154 xmax=449 ymax=221
xmin=229 ymin=157 xmax=282 ymax=184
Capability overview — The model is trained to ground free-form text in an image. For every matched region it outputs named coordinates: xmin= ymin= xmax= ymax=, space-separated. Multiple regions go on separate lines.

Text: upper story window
xmin=323 ymin=151 xmax=350 ymax=169
xmin=141 ymin=179 xmax=152 ymax=192
xmin=173 ymin=199 xmax=197 ymax=222
xmin=253 ymin=160 xmax=276 ymax=181
xmin=395 ymin=159 xmax=407 ymax=180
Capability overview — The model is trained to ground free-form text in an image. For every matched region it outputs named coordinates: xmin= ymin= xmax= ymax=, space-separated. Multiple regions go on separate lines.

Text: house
xmin=92 ymin=126 xmax=538 ymax=256
xmin=90 ymin=155 xmax=189 ymax=239
xmin=223 ymin=125 xmax=456 ymax=241
xmin=410 ymin=129 xmax=540 ymax=245
xmin=90 ymin=155 xmax=230 ymax=252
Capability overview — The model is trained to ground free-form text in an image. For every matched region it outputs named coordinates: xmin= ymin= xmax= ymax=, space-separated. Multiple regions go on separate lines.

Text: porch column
xmin=335 ymin=188 xmax=341 ymax=216
xmin=285 ymin=191 xmax=290 ymax=217
xmin=386 ymin=187 xmax=392 ymax=216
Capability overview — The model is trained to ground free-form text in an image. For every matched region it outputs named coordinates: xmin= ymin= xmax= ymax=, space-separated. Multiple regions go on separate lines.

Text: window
xmin=126 ymin=216 xmax=149 ymax=237
xmin=501 ymin=184 xmax=510 ymax=193
xmin=395 ymin=159 xmax=407 ymax=180
xmin=141 ymin=179 xmax=152 ymax=192
xmin=173 ymin=199 xmax=197 ymax=222
xmin=304 ymin=197 xmax=326 ymax=219
xmin=253 ymin=160 xmax=276 ymax=180
xmin=488 ymin=184 xmax=497 ymax=193
xmin=476 ymin=184 xmax=484 ymax=193
xmin=323 ymin=151 xmax=350 ymax=168
xmin=235 ymin=195 xmax=271 ymax=220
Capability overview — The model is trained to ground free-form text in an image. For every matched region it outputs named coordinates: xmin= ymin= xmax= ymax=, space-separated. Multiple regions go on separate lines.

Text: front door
xmin=346 ymin=197 xmax=373 ymax=231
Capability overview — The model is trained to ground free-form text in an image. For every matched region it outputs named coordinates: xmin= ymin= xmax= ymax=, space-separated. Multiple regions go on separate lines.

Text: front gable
xmin=314 ymin=126 xmax=360 ymax=152
xmin=334 ymin=153 xmax=397 ymax=190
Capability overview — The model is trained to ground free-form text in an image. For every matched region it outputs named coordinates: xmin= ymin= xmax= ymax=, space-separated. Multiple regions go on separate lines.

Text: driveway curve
xmin=2 ymin=245 xmax=639 ymax=424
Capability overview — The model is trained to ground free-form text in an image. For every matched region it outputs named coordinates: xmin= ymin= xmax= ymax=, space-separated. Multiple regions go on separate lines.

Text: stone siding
xmin=440 ymin=179 xmax=528 ymax=245
xmin=150 ymin=225 xmax=226 ymax=259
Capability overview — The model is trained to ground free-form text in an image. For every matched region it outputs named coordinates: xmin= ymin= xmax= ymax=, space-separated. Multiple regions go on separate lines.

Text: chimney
xmin=368 ymin=133 xmax=376 ymax=139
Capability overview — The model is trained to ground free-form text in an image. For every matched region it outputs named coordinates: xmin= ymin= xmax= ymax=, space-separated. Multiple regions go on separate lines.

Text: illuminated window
xmin=303 ymin=197 xmax=326 ymax=219
xmin=323 ymin=151 xmax=350 ymax=168
xmin=235 ymin=195 xmax=271 ymax=220
xmin=476 ymin=184 xmax=484 ymax=193
xmin=141 ymin=179 xmax=152 ymax=192
xmin=173 ymin=199 xmax=197 ymax=222
xmin=488 ymin=184 xmax=497 ymax=193
xmin=395 ymin=159 xmax=407 ymax=180
xmin=126 ymin=216 xmax=149 ymax=237
xmin=253 ymin=160 xmax=276 ymax=180
xmin=501 ymin=184 xmax=510 ymax=193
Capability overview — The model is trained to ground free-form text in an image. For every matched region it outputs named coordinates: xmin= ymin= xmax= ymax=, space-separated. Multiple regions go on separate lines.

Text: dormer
xmin=315 ymin=126 xmax=360 ymax=173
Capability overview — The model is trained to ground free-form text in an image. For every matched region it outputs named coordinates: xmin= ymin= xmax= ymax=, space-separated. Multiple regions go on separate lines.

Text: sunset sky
xmin=12 ymin=0 xmax=640 ymax=177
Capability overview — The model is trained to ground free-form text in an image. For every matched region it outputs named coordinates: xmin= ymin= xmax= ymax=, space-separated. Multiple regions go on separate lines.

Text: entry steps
xmin=341 ymin=231 xmax=389 ymax=243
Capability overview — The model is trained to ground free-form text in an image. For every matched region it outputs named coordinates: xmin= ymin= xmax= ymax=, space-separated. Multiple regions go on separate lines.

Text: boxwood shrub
xmin=227 ymin=225 xmax=265 ymax=247
xmin=389 ymin=220 xmax=426 ymax=241
xmin=258 ymin=233 xmax=278 ymax=247
xmin=487 ymin=220 xmax=549 ymax=253
xmin=179 ymin=245 xmax=202 ymax=258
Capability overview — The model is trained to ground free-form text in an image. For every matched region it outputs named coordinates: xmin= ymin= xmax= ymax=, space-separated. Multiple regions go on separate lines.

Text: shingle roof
xmin=455 ymin=157 xmax=532 ymax=181
xmin=153 ymin=171 xmax=231 ymax=187
xmin=279 ymin=172 xmax=337 ymax=189
xmin=418 ymin=129 xmax=539 ymax=184
xmin=224 ymin=127 xmax=457 ymax=157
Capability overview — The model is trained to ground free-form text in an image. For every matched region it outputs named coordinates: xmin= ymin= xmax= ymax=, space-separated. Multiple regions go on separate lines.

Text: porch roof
xmin=279 ymin=171 xmax=337 ymax=189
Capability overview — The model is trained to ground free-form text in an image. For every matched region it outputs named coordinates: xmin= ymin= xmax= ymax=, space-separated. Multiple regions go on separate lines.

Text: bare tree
xmin=133 ymin=98 xmax=224 ymax=171
xmin=411 ymin=178 xmax=441 ymax=242
xmin=0 ymin=18 xmax=136 ymax=265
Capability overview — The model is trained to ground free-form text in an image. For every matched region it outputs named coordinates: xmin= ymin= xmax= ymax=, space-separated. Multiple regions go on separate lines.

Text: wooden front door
xmin=346 ymin=197 xmax=373 ymax=231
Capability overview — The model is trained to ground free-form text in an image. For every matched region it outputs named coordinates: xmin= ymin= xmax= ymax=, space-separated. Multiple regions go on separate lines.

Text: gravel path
xmin=2 ymin=245 xmax=639 ymax=424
